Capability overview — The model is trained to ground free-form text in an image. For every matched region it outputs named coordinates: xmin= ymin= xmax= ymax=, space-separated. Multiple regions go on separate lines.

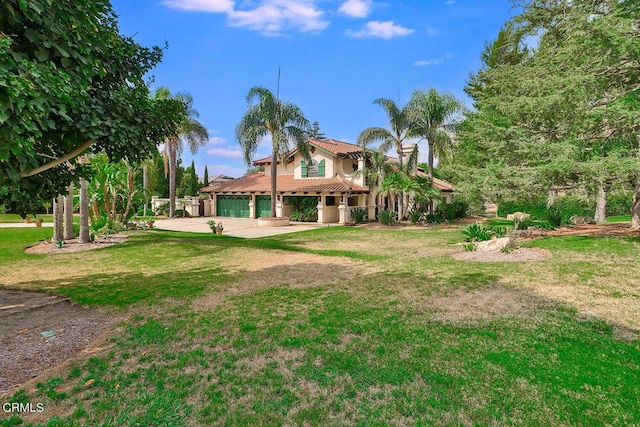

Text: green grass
xmin=0 ymin=214 xmax=55 ymax=223
xmin=0 ymin=226 xmax=639 ymax=426
xmin=607 ymin=215 xmax=631 ymax=223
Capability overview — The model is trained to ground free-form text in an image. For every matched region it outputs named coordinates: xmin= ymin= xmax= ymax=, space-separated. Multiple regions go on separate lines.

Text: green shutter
xmin=318 ymin=159 xmax=325 ymax=177
xmin=301 ymin=160 xmax=308 ymax=178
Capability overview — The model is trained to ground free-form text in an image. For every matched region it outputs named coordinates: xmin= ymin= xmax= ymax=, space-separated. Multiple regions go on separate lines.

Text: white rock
xmin=476 ymin=237 xmax=511 ymax=253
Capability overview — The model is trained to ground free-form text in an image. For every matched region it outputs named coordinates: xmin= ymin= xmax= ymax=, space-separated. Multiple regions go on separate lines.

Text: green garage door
xmin=255 ymin=195 xmax=271 ymax=218
xmin=216 ymin=195 xmax=250 ymax=218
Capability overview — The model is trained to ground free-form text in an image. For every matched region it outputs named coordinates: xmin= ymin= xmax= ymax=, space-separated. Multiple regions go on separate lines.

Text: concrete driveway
xmin=153 ymin=217 xmax=334 ymax=238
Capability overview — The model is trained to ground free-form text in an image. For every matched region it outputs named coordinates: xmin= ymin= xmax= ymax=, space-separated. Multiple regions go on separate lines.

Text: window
xmin=301 ymin=159 xmax=325 ymax=178
xmin=325 ymin=196 xmax=336 ymax=206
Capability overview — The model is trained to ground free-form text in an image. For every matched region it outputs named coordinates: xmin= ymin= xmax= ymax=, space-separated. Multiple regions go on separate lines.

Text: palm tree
xmin=155 ymin=87 xmax=209 ymax=218
xmin=409 ymin=88 xmax=463 ymax=180
xmin=236 ymin=86 xmax=310 ymax=217
xmin=357 ymin=98 xmax=414 ymax=220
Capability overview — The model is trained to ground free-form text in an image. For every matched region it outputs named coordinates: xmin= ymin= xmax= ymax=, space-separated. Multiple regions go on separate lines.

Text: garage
xmin=216 ymin=195 xmax=250 ymax=218
xmin=255 ymin=195 xmax=271 ymax=218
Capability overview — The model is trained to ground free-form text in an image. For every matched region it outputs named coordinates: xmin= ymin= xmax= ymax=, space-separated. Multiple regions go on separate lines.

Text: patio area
xmin=153 ymin=217 xmax=335 ymax=238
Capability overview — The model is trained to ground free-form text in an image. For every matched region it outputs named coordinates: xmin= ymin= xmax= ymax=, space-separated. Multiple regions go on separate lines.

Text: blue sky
xmin=111 ymin=0 xmax=516 ymax=179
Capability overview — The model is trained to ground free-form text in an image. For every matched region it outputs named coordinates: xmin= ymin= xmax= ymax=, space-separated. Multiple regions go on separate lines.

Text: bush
xmin=435 ymin=203 xmax=456 ymax=222
xmin=498 ymin=199 xmax=547 ymax=219
xmin=350 ymin=207 xmax=368 ymax=224
xmin=285 ymin=196 xmax=318 ymax=222
xmin=552 ymin=196 xmax=593 ymax=223
xmin=409 ymin=209 xmax=424 ymax=225
xmin=514 ymin=217 xmax=534 ymax=230
xmin=607 ymin=192 xmax=632 ymax=216
xmin=155 ymin=202 xmax=170 ymax=216
xmin=545 ymin=207 xmax=563 ymax=227
xmin=90 ymin=214 xmax=108 ymax=232
xmin=73 ymin=223 xmax=80 ymax=238
xmin=378 ymin=210 xmax=396 ymax=225
xmin=462 ymin=222 xmax=494 ymax=242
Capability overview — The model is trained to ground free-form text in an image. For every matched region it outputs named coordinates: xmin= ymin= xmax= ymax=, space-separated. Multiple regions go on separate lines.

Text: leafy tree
xmin=236 ymin=86 xmax=310 ymax=217
xmin=357 ymin=98 xmax=415 ymax=220
xmin=0 ymin=0 xmax=182 ymax=216
xmin=447 ymin=0 xmax=640 ymax=226
xmin=155 ymin=88 xmax=209 ymax=217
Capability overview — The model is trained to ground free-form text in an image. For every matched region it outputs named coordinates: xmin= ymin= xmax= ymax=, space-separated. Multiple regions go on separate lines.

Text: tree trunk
xmin=79 ymin=179 xmax=90 ymax=243
xmin=271 ymin=150 xmax=277 ymax=217
xmin=64 ymin=183 xmax=74 ymax=239
xmin=121 ymin=164 xmax=135 ymax=223
xmin=143 ymin=163 xmax=148 ymax=217
xmin=594 ymin=184 xmax=607 ymax=224
xmin=632 ymin=180 xmax=640 ymax=230
xmin=53 ymin=194 xmax=64 ymax=244
xmin=428 ymin=141 xmax=434 ymax=180
xmin=169 ymin=140 xmax=177 ymax=218
xmin=397 ymin=145 xmax=404 ymax=222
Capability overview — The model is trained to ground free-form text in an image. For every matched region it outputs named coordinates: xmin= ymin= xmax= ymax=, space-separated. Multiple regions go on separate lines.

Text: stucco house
xmin=200 ymin=138 xmax=453 ymax=223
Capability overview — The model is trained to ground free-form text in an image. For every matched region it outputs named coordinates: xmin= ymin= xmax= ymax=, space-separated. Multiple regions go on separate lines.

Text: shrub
xmin=453 ymin=200 xmax=469 ymax=219
xmin=514 ymin=217 xmax=534 ymax=230
xmin=462 ymin=222 xmax=494 ymax=242
xmin=155 ymin=202 xmax=170 ymax=216
xmin=378 ymin=210 xmax=396 ymax=225
xmin=498 ymin=199 xmax=547 ymax=219
xmin=607 ymin=192 xmax=632 ymax=216
xmin=409 ymin=209 xmax=424 ymax=225
xmin=90 ymin=214 xmax=108 ymax=232
xmin=351 ymin=207 xmax=368 ymax=224
xmin=285 ymin=196 xmax=318 ymax=222
xmin=545 ymin=207 xmax=563 ymax=227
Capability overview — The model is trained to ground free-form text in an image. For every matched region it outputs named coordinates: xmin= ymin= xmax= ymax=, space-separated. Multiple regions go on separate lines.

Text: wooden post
xmin=64 ymin=182 xmax=74 ymax=239
xmin=53 ymin=194 xmax=64 ymax=244
xmin=79 ymin=179 xmax=90 ymax=243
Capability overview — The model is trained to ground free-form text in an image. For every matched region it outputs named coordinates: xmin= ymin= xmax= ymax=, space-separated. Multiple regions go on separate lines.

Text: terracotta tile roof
xmin=203 ymin=173 xmax=368 ymax=194
xmin=253 ymin=138 xmax=363 ymax=165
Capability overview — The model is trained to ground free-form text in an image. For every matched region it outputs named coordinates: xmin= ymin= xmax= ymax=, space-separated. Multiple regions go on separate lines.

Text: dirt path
xmin=0 ymin=290 xmax=111 ymax=396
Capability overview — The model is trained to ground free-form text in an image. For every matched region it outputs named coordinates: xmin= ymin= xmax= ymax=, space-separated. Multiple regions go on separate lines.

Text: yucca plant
xmin=462 ymin=222 xmax=494 ymax=242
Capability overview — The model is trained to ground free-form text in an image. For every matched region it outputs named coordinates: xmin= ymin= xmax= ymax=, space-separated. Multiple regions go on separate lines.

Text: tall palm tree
xmin=155 ymin=87 xmax=209 ymax=218
xmin=357 ymin=98 xmax=414 ymax=220
xmin=409 ymin=88 xmax=463 ymax=180
xmin=236 ymin=86 xmax=310 ymax=217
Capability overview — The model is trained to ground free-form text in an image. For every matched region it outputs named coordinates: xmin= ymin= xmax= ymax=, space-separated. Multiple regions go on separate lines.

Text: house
xmin=206 ymin=174 xmax=234 ymax=187
xmin=200 ymin=138 xmax=453 ymax=223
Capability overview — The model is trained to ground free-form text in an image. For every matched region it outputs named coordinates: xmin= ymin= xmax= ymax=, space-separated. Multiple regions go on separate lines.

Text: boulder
xmin=570 ymin=215 xmax=596 ymax=225
xmin=476 ymin=237 xmax=511 ymax=253
xmin=506 ymin=212 xmax=530 ymax=221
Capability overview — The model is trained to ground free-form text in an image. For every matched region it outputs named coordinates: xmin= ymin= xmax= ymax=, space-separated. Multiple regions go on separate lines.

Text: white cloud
xmin=163 ymin=0 xmax=328 ymax=35
xmin=414 ymin=52 xmax=453 ymax=67
xmin=229 ymin=1 xmax=328 ymax=34
xmin=206 ymin=136 xmax=228 ymax=146
xmin=444 ymin=0 xmax=455 ymax=5
xmin=338 ymin=0 xmax=371 ymax=18
xmin=348 ymin=21 xmax=414 ymax=39
xmin=206 ymin=147 xmax=244 ymax=158
xmin=161 ymin=0 xmax=234 ymax=13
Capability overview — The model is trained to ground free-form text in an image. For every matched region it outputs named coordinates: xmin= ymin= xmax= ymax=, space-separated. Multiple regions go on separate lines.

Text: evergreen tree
xmin=307 ymin=122 xmax=326 ymax=140
xmin=203 ymin=165 xmax=209 ymax=186
xmin=446 ymin=0 xmax=640 ymax=226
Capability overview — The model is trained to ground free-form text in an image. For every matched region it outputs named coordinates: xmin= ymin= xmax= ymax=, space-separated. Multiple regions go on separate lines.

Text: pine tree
xmin=203 ymin=165 xmax=209 ymax=186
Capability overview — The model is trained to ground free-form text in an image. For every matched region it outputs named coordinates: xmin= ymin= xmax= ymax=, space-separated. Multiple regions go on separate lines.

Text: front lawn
xmin=0 ymin=226 xmax=638 ymax=426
